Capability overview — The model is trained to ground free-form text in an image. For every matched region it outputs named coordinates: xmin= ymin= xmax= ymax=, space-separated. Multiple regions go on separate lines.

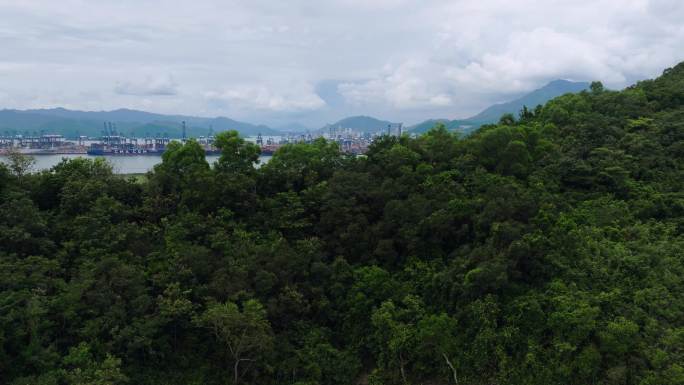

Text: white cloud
xmin=445 ymin=28 xmax=626 ymax=93
xmin=205 ymin=84 xmax=325 ymax=112
xmin=333 ymin=0 xmax=684 ymax=118
xmin=115 ymin=75 xmax=178 ymax=96
xmin=338 ymin=60 xmax=454 ymax=109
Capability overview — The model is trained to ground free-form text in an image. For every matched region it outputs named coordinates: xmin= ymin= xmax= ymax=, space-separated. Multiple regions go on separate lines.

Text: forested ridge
xmin=1 ymin=63 xmax=684 ymax=385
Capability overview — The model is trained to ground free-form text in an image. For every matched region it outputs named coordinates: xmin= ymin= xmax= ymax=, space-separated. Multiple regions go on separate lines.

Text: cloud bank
xmin=0 ymin=0 xmax=682 ymax=126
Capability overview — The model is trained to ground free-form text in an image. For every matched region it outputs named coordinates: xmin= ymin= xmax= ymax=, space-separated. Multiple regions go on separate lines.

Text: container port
xmin=0 ymin=122 xmax=404 ymax=156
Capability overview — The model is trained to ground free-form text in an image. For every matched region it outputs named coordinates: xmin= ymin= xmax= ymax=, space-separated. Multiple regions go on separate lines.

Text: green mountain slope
xmin=469 ymin=79 xmax=589 ymax=123
xmin=410 ymin=79 xmax=589 ymax=134
xmin=0 ymin=108 xmax=280 ymax=138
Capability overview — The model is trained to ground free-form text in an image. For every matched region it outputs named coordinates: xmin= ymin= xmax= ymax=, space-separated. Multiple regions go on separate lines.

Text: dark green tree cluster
xmin=1 ymin=62 xmax=684 ymax=385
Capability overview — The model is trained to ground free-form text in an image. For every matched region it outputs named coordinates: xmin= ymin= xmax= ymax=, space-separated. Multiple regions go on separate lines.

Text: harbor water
xmin=0 ymin=154 xmax=273 ymax=174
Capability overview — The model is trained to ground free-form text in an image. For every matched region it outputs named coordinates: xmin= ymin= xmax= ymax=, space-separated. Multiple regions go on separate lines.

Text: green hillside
xmin=1 ymin=62 xmax=683 ymax=385
xmin=469 ymin=79 xmax=589 ymax=123
xmin=410 ymin=79 xmax=589 ymax=134
xmin=0 ymin=108 xmax=280 ymax=138
xmin=408 ymin=118 xmax=473 ymax=133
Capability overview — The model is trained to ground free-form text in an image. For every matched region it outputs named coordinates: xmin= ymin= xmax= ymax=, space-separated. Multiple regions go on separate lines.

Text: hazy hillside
xmin=408 ymin=118 xmax=473 ymax=134
xmin=469 ymin=79 xmax=589 ymax=123
xmin=322 ymin=115 xmax=397 ymax=133
xmin=0 ymin=81 xmax=589 ymax=139
xmin=0 ymin=108 xmax=280 ymax=138
xmin=410 ymin=79 xmax=589 ymax=134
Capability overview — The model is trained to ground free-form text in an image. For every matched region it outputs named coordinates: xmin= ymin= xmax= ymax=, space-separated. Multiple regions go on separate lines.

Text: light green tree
xmin=195 ymin=299 xmax=273 ymax=384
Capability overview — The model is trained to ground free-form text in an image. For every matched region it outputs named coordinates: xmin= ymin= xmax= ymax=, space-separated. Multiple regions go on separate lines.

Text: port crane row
xmin=0 ymin=122 xmax=404 ymax=156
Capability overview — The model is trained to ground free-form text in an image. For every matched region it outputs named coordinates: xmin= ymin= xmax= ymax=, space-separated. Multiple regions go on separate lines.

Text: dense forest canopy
xmin=1 ymin=62 xmax=684 ymax=385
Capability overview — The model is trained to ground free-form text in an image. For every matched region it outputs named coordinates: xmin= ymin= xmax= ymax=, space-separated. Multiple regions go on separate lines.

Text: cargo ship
xmin=87 ymin=135 xmax=163 ymax=155
xmin=86 ymin=135 xmax=224 ymax=156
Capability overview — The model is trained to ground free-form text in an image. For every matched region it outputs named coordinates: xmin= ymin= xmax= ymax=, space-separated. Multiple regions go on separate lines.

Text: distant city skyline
xmin=0 ymin=0 xmax=682 ymax=127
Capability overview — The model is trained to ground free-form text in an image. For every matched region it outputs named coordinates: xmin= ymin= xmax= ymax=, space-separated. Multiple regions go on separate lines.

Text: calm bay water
xmin=0 ymin=154 xmax=272 ymax=174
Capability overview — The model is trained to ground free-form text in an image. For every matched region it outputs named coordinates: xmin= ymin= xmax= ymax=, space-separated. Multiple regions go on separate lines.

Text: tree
xmin=415 ymin=314 xmax=460 ymax=384
xmin=157 ymin=283 xmax=195 ymax=352
xmin=214 ymin=130 xmax=261 ymax=173
xmin=3 ymin=149 xmax=34 ymax=177
xmin=294 ymin=328 xmax=361 ymax=385
xmin=590 ymin=81 xmax=604 ymax=94
xmin=371 ymin=296 xmax=425 ymax=384
xmin=61 ymin=343 xmax=128 ymax=385
xmin=147 ymin=140 xmax=212 ymax=213
xmin=499 ymin=113 xmax=516 ymax=126
xmin=195 ymin=299 xmax=273 ymax=384
xmin=259 ymin=138 xmax=342 ymax=193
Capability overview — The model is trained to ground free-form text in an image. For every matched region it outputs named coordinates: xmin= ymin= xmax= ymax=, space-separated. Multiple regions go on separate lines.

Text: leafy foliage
xmin=1 ymin=62 xmax=684 ymax=384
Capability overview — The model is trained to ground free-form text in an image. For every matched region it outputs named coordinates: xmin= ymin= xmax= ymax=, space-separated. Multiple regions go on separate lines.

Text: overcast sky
xmin=0 ymin=0 xmax=682 ymax=127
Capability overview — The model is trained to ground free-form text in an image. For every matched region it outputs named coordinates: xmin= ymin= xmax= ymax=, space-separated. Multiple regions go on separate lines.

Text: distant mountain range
xmin=0 ymin=108 xmax=280 ymax=138
xmin=0 ymin=79 xmax=589 ymax=139
xmin=319 ymin=79 xmax=589 ymax=135
xmin=408 ymin=79 xmax=590 ymax=133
